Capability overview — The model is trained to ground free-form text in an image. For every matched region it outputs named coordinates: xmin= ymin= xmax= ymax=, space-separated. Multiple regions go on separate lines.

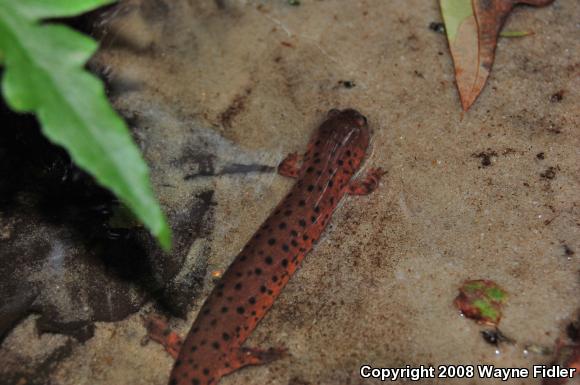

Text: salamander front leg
xmin=347 ymin=168 xmax=385 ymax=195
xmin=277 ymin=152 xmax=301 ymax=178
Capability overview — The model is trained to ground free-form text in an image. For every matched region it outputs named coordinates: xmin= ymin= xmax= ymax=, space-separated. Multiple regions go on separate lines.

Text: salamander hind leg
xmin=144 ymin=314 xmax=183 ymax=359
xmin=219 ymin=346 xmax=288 ymax=378
xmin=347 ymin=168 xmax=385 ymax=195
xmin=167 ymin=346 xmax=287 ymax=385
xmin=277 ymin=152 xmax=301 ymax=178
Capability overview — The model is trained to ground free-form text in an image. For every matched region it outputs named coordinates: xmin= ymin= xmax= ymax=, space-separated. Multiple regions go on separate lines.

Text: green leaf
xmin=440 ymin=0 xmax=473 ymax=42
xmin=0 ymin=0 xmax=171 ymax=250
xmin=500 ymin=30 xmax=533 ymax=38
xmin=454 ymin=279 xmax=508 ymax=326
xmin=7 ymin=0 xmax=116 ymax=19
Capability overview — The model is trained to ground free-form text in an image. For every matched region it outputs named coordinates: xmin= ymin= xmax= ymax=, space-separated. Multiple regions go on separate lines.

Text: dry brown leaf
xmin=441 ymin=0 xmax=555 ymax=110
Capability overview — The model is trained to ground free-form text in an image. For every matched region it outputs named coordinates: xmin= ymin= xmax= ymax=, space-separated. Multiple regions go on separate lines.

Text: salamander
xmin=147 ymin=108 xmax=383 ymax=385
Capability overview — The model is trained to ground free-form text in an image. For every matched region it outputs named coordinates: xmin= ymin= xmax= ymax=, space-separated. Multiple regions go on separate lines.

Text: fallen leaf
xmin=543 ymin=313 xmax=580 ymax=385
xmin=454 ymin=279 xmax=508 ymax=326
xmin=440 ymin=0 xmax=555 ymax=110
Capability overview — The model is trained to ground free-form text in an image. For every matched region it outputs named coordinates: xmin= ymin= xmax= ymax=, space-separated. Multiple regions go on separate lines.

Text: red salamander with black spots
xmin=151 ymin=109 xmax=383 ymax=385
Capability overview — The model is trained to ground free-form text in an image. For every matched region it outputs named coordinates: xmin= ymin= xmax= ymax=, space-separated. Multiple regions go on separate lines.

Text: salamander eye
xmin=327 ymin=108 xmax=341 ymax=117
xmin=355 ymin=114 xmax=367 ymax=127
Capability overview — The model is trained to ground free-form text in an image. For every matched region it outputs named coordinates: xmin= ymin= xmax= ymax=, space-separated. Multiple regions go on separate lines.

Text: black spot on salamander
xmin=346 ymin=150 xmax=351 ymax=157
xmin=192 ymin=379 xmax=200 ymax=385
xmin=265 ymin=256 xmax=273 ymax=264
xmin=221 ymin=306 xmax=228 ymax=313
xmin=314 ymin=206 xmax=320 ymax=213
xmin=237 ymin=307 xmax=245 ymax=314
xmin=299 ymin=200 xmax=305 ymax=206
xmin=282 ymin=244 xmax=289 ymax=252
xmin=260 ymin=285 xmax=267 ymax=293
xmin=249 ymin=297 xmax=256 ymax=304
xmin=175 ymin=360 xmax=182 ymax=367
xmin=284 ymin=210 xmax=292 ymax=216
xmin=328 ymin=180 xmax=333 ymax=187
xmin=311 ymin=216 xmax=316 ymax=223
xmin=254 ymin=268 xmax=262 ymax=275
xmin=278 ymin=222 xmax=287 ymax=229
xmin=299 ymin=219 xmax=306 ymax=227
xmin=203 ymin=368 xmax=210 ymax=375
xmin=282 ymin=259 xmax=288 ymax=267
xmin=212 ymin=341 xmax=220 ymax=350
xmin=235 ymin=283 xmax=242 ymax=290
xmin=291 ymin=239 xmax=298 ymax=247
xmin=302 ymin=234 xmax=309 ymax=240
xmin=314 ymin=158 xmax=321 ymax=164
xmin=338 ymin=159 xmax=344 ymax=166
xmin=290 ymin=230 xmax=298 ymax=237
xmin=203 ymin=308 xmax=210 ymax=315
xmin=210 ymin=319 xmax=217 ymax=326
xmin=222 ymin=333 xmax=230 ymax=341
xmin=307 ymin=185 xmax=314 ymax=192
xmin=272 ymin=276 xmax=278 ymax=282
xmin=268 ymin=238 xmax=276 ymax=245
xmin=306 ymin=166 xmax=314 ymax=173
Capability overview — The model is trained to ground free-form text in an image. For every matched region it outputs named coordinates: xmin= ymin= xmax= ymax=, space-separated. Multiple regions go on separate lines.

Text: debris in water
xmin=481 ymin=328 xmax=515 ymax=346
xmin=454 ymin=279 xmax=508 ymax=326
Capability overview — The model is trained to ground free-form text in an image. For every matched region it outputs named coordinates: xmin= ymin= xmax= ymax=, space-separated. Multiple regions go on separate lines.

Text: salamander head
xmin=318 ymin=108 xmax=370 ymax=156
